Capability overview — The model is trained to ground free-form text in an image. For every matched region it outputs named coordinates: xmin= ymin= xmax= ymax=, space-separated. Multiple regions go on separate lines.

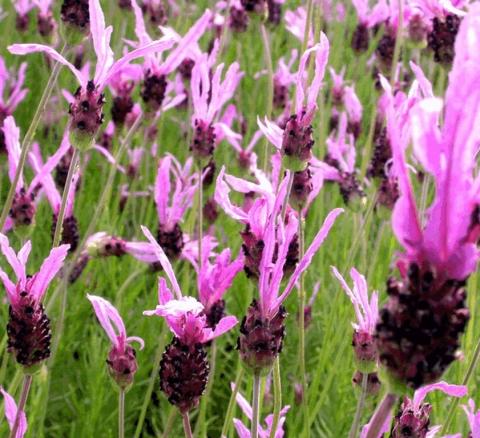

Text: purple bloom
xmin=463 ymin=399 xmax=480 ymax=437
xmin=9 ymin=0 xmax=176 ymax=148
xmin=87 ymin=294 xmax=144 ymax=388
xmin=1 ymin=387 xmax=27 ymax=438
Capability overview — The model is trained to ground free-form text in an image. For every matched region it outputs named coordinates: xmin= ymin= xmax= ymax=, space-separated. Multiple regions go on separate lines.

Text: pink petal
xmin=413 ymin=382 xmax=467 ymax=411
xmin=1 ymin=387 xmax=27 ymax=438
xmin=8 ymin=44 xmax=84 ymax=86
xmin=29 ymin=244 xmax=70 ymax=304
xmin=87 ymin=294 xmax=126 ymax=348
xmin=141 ymin=225 xmax=183 ymax=299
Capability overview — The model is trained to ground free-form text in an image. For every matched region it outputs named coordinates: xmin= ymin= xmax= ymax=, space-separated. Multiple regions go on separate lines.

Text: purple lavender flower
xmin=87 ymin=294 xmax=144 ymax=389
xmin=0 ymin=234 xmax=69 ymax=369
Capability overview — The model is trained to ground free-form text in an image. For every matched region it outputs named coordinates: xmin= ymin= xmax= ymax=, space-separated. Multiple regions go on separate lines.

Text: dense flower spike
xmin=238 ymin=174 xmax=343 ymax=372
xmin=142 ymin=226 xmax=237 ymax=412
xmin=60 ymin=0 xmax=89 ymax=34
xmin=0 ymin=234 xmax=69 ymax=368
xmin=1 ymin=387 xmax=27 ymax=438
xmin=259 ymin=35 xmax=329 ymax=170
xmin=9 ymin=0 xmax=177 ymax=150
xmin=190 ymin=52 xmax=242 ymax=162
xmin=375 ymin=6 xmax=480 ymax=390
xmin=87 ymin=295 xmax=144 ymax=389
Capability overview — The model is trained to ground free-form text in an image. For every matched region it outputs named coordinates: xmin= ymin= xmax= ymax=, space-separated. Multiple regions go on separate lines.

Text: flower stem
xmin=251 ymin=372 xmax=262 ymax=438
xmin=52 ymin=147 xmax=80 ymax=248
xmin=268 ymin=357 xmax=282 ymax=438
xmin=298 ymin=214 xmax=310 ymax=438
xmin=365 ymin=392 xmax=396 ymax=438
xmin=197 ymin=165 xmax=203 ymax=270
xmin=182 ymin=412 xmax=193 ymax=438
xmin=301 ymin=0 xmax=314 ymax=53
xmin=220 ymin=366 xmax=245 ymax=437
xmin=0 ymin=42 xmax=67 ymax=232
xmin=349 ymin=372 xmax=369 ymax=438
xmin=9 ymin=374 xmax=32 ymax=438
xmin=260 ymin=22 xmax=274 ymax=173
xmin=118 ymin=389 xmax=125 ymax=438
xmin=389 ymin=0 xmax=404 ymax=85
xmin=441 ymin=337 xmax=480 ymax=434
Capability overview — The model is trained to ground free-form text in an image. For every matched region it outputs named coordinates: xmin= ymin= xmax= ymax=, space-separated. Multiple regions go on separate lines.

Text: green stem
xmin=298 ymin=214 xmax=310 ymax=437
xmin=301 ymin=0 xmax=314 ymax=54
xmin=260 ymin=22 xmax=274 ymax=173
xmin=0 ymin=42 xmax=67 ymax=231
xmin=220 ymin=366 xmax=245 ymax=438
xmin=134 ymin=325 xmax=167 ymax=438
xmin=441 ymin=338 xmax=480 ymax=434
xmin=46 ymin=112 xmax=143 ymax=312
xmin=389 ymin=0 xmax=404 ymax=85
xmin=365 ymin=393 xmax=396 ymax=438
xmin=9 ymin=374 xmax=32 ymax=438
xmin=118 ymin=389 xmax=125 ymax=438
xmin=182 ymin=412 xmax=193 ymax=438
xmin=194 ymin=341 xmax=217 ymax=436
xmin=52 ymin=147 xmax=80 ymax=247
xmin=268 ymin=358 xmax=282 ymax=438
xmin=251 ymin=373 xmax=261 ymax=438
xmin=349 ymin=372 xmax=368 ymax=438
xmin=162 ymin=408 xmax=177 ymax=438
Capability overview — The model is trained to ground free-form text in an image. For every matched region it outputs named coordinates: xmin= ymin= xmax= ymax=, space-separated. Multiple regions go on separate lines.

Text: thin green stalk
xmin=349 ymin=372 xmax=368 ymax=438
xmin=9 ymin=374 xmax=32 ymax=438
xmin=441 ymin=338 xmax=480 ymax=434
xmin=118 ymin=389 xmax=125 ymax=438
xmin=365 ymin=393 xmax=397 ymax=438
xmin=134 ymin=324 xmax=168 ymax=438
xmin=220 ymin=366 xmax=245 ymax=438
xmin=298 ymin=215 xmax=310 ymax=438
xmin=251 ymin=373 xmax=261 ymax=438
xmin=162 ymin=408 xmax=177 ymax=438
xmin=389 ymin=0 xmax=404 ymax=85
xmin=301 ymin=0 xmax=314 ymax=54
xmin=46 ymin=112 xmax=143 ymax=312
xmin=182 ymin=412 xmax=193 ymax=438
xmin=52 ymin=147 xmax=80 ymax=247
xmin=359 ymin=103 xmax=378 ymax=180
xmin=260 ymin=23 xmax=274 ymax=172
xmin=0 ymin=42 xmax=67 ymax=231
xmin=268 ymin=358 xmax=282 ymax=438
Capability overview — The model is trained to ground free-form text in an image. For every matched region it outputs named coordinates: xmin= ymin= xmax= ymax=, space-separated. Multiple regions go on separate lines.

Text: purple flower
xmin=142 ymin=226 xmax=238 ymax=345
xmin=1 ymin=387 xmax=27 ymax=438
xmin=87 ymin=294 xmax=144 ymax=388
xmin=463 ymin=399 xmax=480 ymax=437
xmin=0 ymin=56 xmax=28 ymax=127
xmin=8 ymin=0 xmax=176 ymax=149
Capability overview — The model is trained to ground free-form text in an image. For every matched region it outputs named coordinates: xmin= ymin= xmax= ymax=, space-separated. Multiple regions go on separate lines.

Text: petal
xmin=413 ymin=382 xmax=467 ymax=411
xmin=1 ymin=387 xmax=27 ymax=438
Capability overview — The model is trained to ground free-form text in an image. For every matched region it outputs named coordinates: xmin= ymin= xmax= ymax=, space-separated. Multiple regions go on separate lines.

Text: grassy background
xmin=0 ymin=0 xmax=479 ymax=436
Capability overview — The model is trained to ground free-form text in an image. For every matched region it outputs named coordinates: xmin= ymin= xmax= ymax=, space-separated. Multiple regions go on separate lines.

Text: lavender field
xmin=0 ymin=0 xmax=480 ymax=436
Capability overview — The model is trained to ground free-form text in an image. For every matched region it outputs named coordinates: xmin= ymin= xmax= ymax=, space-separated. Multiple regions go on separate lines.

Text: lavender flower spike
xmin=87 ymin=294 xmax=144 ymax=389
xmin=8 ymin=0 xmax=175 ymax=150
xmin=141 ymin=225 xmax=237 ymax=413
xmin=0 ymin=233 xmax=69 ymax=369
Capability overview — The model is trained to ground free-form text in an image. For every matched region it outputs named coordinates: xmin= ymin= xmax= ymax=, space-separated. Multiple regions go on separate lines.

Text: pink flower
xmin=155 ymin=154 xmax=198 ymax=232
xmin=326 ymin=112 xmax=356 ymax=174
xmin=232 ymin=383 xmax=289 ymax=438
xmin=184 ymin=236 xmax=244 ymax=313
xmin=463 ymin=399 xmax=480 ymax=437
xmin=0 ymin=233 xmax=69 ymax=311
xmin=87 ymin=294 xmax=144 ymax=354
xmin=385 ymin=4 xmax=480 ymax=280
xmin=1 ymin=387 xmax=27 ymax=438
xmin=352 ymin=0 xmax=389 ymax=27
xmin=9 ymin=0 xmax=173 ymax=93
xmin=257 ymin=174 xmax=343 ymax=319
xmin=0 ymin=56 xmax=28 ymax=121
xmin=141 ymin=226 xmax=238 ymax=345
xmin=331 ymin=267 xmax=378 ymax=335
